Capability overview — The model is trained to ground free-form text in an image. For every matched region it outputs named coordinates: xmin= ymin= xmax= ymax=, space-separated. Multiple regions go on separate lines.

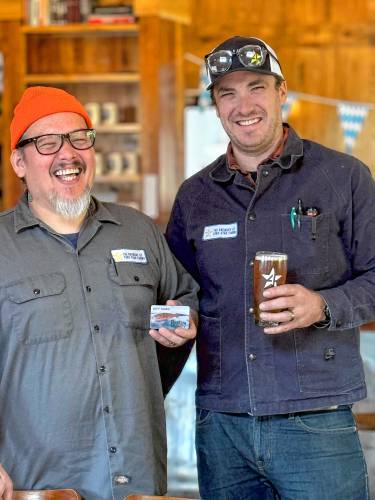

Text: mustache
xmin=51 ymin=159 xmax=86 ymax=173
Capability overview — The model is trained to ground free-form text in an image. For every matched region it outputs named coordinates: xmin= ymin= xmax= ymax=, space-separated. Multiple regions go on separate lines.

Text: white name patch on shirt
xmin=202 ymin=223 xmax=238 ymax=241
xmin=111 ymin=249 xmax=148 ymax=264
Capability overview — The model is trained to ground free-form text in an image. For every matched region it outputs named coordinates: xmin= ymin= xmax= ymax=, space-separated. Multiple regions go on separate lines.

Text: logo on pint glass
xmin=262 ymin=268 xmax=282 ymax=288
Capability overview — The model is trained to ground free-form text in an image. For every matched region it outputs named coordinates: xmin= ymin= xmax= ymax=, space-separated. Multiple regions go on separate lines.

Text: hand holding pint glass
xmin=253 ymin=251 xmax=288 ymax=327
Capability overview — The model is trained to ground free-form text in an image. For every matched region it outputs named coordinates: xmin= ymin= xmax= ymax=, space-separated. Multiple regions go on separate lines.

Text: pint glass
xmin=253 ymin=251 xmax=288 ymax=327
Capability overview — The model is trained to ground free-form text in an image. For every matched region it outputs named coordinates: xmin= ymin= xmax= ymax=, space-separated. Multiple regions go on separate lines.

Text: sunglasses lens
xmin=237 ymin=45 xmax=265 ymax=68
xmin=207 ymin=50 xmax=232 ymax=74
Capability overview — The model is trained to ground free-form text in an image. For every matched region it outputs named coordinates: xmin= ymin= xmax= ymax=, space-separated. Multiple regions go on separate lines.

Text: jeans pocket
xmin=196 ymin=408 xmax=212 ymax=425
xmin=294 ymin=407 xmax=357 ymax=434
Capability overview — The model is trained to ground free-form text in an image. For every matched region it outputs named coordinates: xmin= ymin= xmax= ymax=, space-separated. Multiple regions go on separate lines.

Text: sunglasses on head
xmin=205 ymin=44 xmax=278 ymax=75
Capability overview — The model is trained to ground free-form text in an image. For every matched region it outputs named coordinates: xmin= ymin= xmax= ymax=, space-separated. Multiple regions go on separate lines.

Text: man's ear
xmin=10 ymin=149 xmax=26 ymax=179
xmin=279 ymin=80 xmax=288 ymax=105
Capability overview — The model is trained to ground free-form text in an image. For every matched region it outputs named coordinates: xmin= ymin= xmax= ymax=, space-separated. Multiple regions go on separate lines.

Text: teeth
xmin=55 ymin=168 xmax=80 ymax=177
xmin=238 ymin=118 xmax=260 ymax=126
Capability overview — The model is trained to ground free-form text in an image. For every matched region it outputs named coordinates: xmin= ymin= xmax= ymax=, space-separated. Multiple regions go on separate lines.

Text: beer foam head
xmin=255 ymin=251 xmax=288 ymax=261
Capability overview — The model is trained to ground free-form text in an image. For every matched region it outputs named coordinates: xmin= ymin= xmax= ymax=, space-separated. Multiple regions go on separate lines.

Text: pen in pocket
xmin=111 ymin=256 xmax=119 ymax=275
xmin=306 ymin=207 xmax=319 ymax=240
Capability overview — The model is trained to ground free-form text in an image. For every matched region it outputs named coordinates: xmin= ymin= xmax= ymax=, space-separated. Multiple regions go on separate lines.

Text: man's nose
xmin=57 ymin=137 xmax=77 ymax=158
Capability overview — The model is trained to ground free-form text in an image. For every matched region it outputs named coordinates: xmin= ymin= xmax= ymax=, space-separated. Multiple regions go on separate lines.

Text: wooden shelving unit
xmin=24 ymin=73 xmax=141 ymax=84
xmin=0 ymin=0 xmax=190 ymax=221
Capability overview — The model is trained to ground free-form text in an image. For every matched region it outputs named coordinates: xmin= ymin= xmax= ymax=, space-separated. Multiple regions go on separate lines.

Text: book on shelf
xmin=25 ymin=0 xmax=93 ymax=25
xmin=87 ymin=14 xmax=136 ymax=25
xmin=91 ymin=4 xmax=133 ymax=15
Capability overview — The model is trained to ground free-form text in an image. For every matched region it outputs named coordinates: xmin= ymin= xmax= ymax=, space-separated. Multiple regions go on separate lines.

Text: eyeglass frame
xmin=205 ymin=44 xmax=280 ymax=75
xmin=15 ymin=128 xmax=96 ymax=155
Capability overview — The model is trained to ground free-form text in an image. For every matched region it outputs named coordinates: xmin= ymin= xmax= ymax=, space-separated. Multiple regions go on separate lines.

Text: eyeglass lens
xmin=207 ymin=45 xmax=266 ymax=75
xmin=36 ymin=129 xmax=95 ymax=154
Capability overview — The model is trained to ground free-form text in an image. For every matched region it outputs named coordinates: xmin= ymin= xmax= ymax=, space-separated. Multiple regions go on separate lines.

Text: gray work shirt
xmin=0 ymin=194 xmax=199 ymax=500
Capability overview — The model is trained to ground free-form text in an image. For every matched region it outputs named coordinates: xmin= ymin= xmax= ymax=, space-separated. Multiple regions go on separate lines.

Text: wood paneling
xmin=0 ymin=0 xmax=22 ymax=21
xmin=185 ymin=0 xmax=375 ymax=176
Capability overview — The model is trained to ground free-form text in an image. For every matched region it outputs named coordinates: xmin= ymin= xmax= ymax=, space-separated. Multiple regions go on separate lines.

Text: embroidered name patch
xmin=111 ymin=249 xmax=147 ymax=264
xmin=202 ymin=223 xmax=238 ymax=241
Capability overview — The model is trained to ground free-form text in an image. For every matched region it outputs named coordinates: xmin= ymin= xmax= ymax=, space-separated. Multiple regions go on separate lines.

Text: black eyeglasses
xmin=205 ymin=44 xmax=276 ymax=75
xmin=16 ymin=128 xmax=96 ymax=155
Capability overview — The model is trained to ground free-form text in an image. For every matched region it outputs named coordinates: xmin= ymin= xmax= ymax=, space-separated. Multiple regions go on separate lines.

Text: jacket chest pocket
xmin=108 ymin=261 xmax=158 ymax=329
xmin=281 ymin=213 xmax=330 ymax=281
xmin=6 ymin=273 xmax=73 ymax=345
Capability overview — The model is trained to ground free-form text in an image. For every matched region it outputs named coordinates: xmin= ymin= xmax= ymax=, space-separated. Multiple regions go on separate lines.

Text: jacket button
xmin=324 ymin=347 xmax=336 ymax=360
xmin=109 ymin=446 xmax=117 ymax=454
xmin=114 ymin=475 xmax=130 ymax=485
xmin=249 ymin=353 xmax=257 ymax=361
xmin=94 ymin=324 xmax=100 ymax=332
xmin=86 ymin=285 xmax=92 ymax=292
xmin=336 ymin=320 xmax=342 ymax=328
xmin=248 ymin=212 xmax=256 ymax=221
xmin=99 ymin=365 xmax=107 ymax=373
xmin=134 ymin=276 xmax=140 ymax=282
xmin=249 ymin=307 xmax=254 ymax=314
xmin=103 ymin=406 xmax=111 ymax=413
xmin=33 ymin=288 xmax=41 ymax=295
xmin=262 ymin=169 xmax=270 ymax=177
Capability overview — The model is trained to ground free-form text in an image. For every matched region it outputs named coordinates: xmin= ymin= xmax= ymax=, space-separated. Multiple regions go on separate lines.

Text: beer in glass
xmin=253 ymin=251 xmax=288 ymax=327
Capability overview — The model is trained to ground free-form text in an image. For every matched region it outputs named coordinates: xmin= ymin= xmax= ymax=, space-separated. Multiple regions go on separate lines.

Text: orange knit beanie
xmin=10 ymin=86 xmax=93 ymax=149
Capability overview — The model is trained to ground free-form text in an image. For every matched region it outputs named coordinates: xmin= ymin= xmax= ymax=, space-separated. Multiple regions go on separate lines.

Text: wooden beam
xmin=0 ymin=0 xmax=23 ymax=21
xmin=134 ymin=0 xmax=191 ymax=24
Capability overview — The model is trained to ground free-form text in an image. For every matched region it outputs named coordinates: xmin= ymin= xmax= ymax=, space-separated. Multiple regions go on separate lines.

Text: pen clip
xmin=290 ymin=206 xmax=297 ymax=231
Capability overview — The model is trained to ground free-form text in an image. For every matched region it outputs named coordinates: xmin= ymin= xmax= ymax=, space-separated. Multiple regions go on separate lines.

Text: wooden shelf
xmin=95 ymin=174 xmax=141 ymax=185
xmin=96 ymin=123 xmax=141 ymax=134
xmin=24 ymin=73 xmax=140 ymax=84
xmin=22 ymin=23 xmax=139 ymax=35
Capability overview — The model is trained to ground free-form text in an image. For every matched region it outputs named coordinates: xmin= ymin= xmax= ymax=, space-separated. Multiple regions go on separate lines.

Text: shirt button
xmin=114 ymin=475 xmax=130 ymax=485
xmin=33 ymin=288 xmax=41 ymax=295
xmin=94 ymin=324 xmax=100 ymax=332
xmin=99 ymin=365 xmax=107 ymax=373
xmin=249 ymin=307 xmax=254 ymax=314
xmin=249 ymin=353 xmax=257 ymax=361
xmin=248 ymin=212 xmax=256 ymax=221
xmin=109 ymin=446 xmax=117 ymax=454
xmin=134 ymin=276 xmax=140 ymax=282
xmin=86 ymin=285 xmax=92 ymax=292
xmin=262 ymin=169 xmax=270 ymax=177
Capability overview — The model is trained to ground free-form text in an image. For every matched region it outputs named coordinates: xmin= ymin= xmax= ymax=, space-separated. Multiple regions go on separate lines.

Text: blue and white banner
xmin=282 ymin=93 xmax=296 ymax=122
xmin=337 ymin=103 xmax=369 ymax=153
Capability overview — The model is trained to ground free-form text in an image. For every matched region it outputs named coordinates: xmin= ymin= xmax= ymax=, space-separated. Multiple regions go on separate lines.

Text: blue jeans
xmin=195 ymin=407 xmax=369 ymax=500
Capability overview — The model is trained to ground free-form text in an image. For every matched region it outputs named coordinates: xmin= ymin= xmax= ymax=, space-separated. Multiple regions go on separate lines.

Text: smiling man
xmin=0 ymin=86 xmax=199 ymax=500
xmin=166 ymin=36 xmax=375 ymax=499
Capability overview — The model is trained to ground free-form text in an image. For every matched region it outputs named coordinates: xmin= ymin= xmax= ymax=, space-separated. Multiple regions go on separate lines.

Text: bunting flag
xmin=337 ymin=103 xmax=369 ymax=153
xmin=282 ymin=93 xmax=296 ymax=122
xmin=198 ymin=64 xmax=211 ymax=108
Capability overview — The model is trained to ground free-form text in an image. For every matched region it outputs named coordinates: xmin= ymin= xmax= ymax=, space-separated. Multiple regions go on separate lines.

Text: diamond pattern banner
xmin=337 ymin=103 xmax=369 ymax=153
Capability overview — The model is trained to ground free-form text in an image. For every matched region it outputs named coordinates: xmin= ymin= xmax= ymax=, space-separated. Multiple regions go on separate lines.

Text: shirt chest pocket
xmin=6 ymin=273 xmax=73 ymax=345
xmin=108 ymin=261 xmax=158 ymax=328
xmin=281 ymin=213 xmax=330 ymax=282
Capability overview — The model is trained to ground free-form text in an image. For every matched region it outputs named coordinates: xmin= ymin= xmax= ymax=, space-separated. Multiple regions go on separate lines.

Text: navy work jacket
xmin=166 ymin=125 xmax=375 ymax=415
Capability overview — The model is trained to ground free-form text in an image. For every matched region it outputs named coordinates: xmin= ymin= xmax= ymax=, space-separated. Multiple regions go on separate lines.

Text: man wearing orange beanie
xmin=0 ymin=86 xmax=198 ymax=500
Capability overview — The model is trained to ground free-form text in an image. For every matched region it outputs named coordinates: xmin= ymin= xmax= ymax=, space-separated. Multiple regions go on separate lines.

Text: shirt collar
xmin=210 ymin=125 xmax=304 ymax=183
xmin=14 ymin=193 xmax=121 ymax=233
xmin=227 ymin=125 xmax=289 ymax=175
